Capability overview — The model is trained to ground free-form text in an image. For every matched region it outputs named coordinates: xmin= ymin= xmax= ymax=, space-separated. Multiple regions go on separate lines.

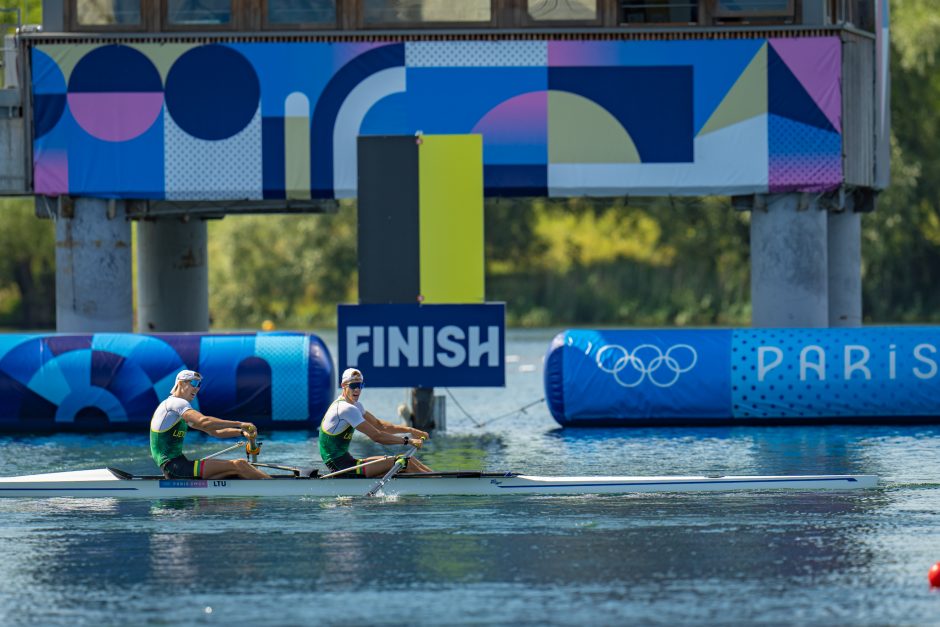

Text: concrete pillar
xmin=750 ymin=193 xmax=828 ymax=328
xmin=827 ymin=210 xmax=862 ymax=327
xmin=136 ymin=217 xmax=209 ymax=332
xmin=55 ymin=198 xmax=133 ymax=332
xmin=0 ymin=88 xmax=26 ymax=195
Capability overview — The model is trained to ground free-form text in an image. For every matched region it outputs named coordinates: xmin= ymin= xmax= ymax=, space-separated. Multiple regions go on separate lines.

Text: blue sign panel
xmin=337 ymin=304 xmax=505 ymax=387
xmin=548 ymin=329 xmax=732 ymax=425
xmin=732 ymin=327 xmax=940 ymax=418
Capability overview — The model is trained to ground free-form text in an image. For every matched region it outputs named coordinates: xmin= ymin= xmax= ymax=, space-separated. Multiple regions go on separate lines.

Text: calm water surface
xmin=1 ymin=329 xmax=939 ymax=625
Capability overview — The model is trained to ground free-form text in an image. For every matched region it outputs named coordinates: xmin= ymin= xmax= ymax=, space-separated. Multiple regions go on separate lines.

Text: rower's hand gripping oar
xmin=366 ymin=446 xmax=417 ymax=497
xmin=243 ymin=425 xmax=261 ymax=463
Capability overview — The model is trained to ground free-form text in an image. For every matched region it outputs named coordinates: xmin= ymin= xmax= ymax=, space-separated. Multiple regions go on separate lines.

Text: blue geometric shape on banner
xmin=230 ymin=42 xmax=335 ymax=117
xmin=165 ymin=44 xmax=261 ymax=140
xmin=483 ymin=164 xmax=547 ymax=197
xmin=90 ymin=350 xmax=126 ymax=390
xmin=769 ymin=115 xmax=842 ymax=158
xmin=33 ymin=93 xmax=67 ymax=140
xmin=69 ymin=44 xmax=162 ymax=93
xmin=406 ymin=67 xmax=548 ymax=138
xmin=310 ymin=44 xmax=405 ymax=198
xmin=549 ymin=66 xmax=693 ymax=163
xmin=31 ymin=49 xmax=67 ymax=139
xmin=66 ymin=115 xmax=165 ymax=198
xmin=152 ymin=335 xmax=202 ymax=375
xmin=0 ymin=337 xmax=47 ymax=387
xmin=262 ymin=116 xmax=286 ymax=199
xmin=233 ymin=356 xmax=273 ymax=418
xmin=768 ymin=45 xmax=835 ymax=133
xmin=360 ymin=90 xmax=409 ymax=136
xmin=0 ymin=370 xmax=57 ymax=422
xmin=44 ymin=336 xmax=92 ymax=357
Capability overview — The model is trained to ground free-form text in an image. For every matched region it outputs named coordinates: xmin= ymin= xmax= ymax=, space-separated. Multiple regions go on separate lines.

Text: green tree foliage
xmin=0 ymin=198 xmax=55 ymax=329
xmin=206 ymin=204 xmax=358 ymax=329
xmin=0 ymin=0 xmax=41 ymax=31
xmin=860 ymin=0 xmax=940 ymax=322
xmin=486 ymin=197 xmax=751 ymax=326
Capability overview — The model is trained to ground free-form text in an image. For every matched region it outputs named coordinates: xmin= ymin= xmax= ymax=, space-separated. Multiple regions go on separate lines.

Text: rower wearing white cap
xmin=319 ymin=368 xmax=432 ymax=476
xmin=150 ymin=370 xmax=271 ymax=480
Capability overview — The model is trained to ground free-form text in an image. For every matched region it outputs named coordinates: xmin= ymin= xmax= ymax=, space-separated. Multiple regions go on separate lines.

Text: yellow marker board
xmin=418 ymin=134 xmax=484 ymax=304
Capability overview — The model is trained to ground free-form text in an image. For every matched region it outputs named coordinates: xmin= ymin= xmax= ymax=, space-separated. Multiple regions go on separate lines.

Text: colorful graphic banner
xmin=31 ymin=37 xmax=842 ymax=199
xmin=0 ymin=332 xmax=334 ymax=432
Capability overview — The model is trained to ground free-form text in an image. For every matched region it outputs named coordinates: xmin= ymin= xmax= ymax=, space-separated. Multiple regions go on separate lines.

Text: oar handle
xmin=246 ymin=437 xmax=261 ymax=463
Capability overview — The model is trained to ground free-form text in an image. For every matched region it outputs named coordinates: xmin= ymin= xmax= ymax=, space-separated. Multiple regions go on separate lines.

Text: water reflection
xmin=0 ymin=477 xmax=918 ymax=624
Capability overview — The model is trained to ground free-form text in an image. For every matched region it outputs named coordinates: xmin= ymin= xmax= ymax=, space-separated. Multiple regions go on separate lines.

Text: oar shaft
xmin=366 ymin=446 xmax=417 ymax=496
xmin=251 ymin=462 xmax=317 ymax=477
xmin=202 ymin=440 xmax=246 ymax=461
xmin=318 ymin=455 xmax=394 ymax=479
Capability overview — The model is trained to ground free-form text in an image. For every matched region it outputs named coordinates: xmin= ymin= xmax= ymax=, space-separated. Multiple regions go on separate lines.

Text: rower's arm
xmin=355 ymin=420 xmax=423 ymax=448
xmin=183 ymin=410 xmax=256 ymax=439
xmin=362 ymin=411 xmax=429 ymax=440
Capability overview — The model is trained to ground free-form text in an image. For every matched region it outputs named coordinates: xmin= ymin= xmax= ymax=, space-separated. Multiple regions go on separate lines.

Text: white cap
xmin=341 ymin=368 xmax=363 ymax=385
xmin=176 ymin=369 xmax=201 ymax=382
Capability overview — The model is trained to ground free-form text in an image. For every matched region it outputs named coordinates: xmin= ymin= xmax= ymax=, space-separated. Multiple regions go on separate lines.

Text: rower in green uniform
xmin=150 ymin=370 xmax=270 ymax=480
xmin=319 ymin=368 xmax=432 ymax=477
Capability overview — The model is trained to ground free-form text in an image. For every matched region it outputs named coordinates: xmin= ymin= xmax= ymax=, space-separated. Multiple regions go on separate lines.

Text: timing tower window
xmin=361 ymin=0 xmax=491 ymax=25
xmin=712 ymin=0 xmax=795 ymax=20
xmin=527 ymin=0 xmax=598 ymax=21
xmin=76 ymin=0 xmax=142 ymax=25
xmin=266 ymin=0 xmax=337 ymax=26
xmin=167 ymin=0 xmax=232 ymax=25
xmin=621 ymin=0 xmax=698 ymax=24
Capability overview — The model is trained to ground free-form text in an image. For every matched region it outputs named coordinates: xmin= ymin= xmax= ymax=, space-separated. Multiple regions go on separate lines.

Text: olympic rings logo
xmin=595 ymin=344 xmax=698 ymax=388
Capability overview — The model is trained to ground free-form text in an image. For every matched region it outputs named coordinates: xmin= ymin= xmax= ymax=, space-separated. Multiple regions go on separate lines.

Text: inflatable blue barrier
xmin=0 ymin=332 xmax=334 ymax=432
xmin=544 ymin=328 xmax=940 ymax=427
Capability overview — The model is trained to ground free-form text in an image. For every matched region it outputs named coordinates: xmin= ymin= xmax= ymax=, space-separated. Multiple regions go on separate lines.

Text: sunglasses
xmin=187 ymin=379 xmax=202 ymax=388
xmin=347 ymin=382 xmax=363 ymax=390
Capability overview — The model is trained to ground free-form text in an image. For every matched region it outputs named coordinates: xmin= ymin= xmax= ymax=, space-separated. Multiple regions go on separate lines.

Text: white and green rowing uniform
xmin=150 ymin=396 xmax=204 ymax=477
xmin=319 ymin=396 xmax=365 ymax=472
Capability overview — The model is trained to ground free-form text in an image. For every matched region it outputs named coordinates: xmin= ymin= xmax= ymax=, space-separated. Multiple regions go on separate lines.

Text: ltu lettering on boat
xmin=757 ymin=343 xmax=939 ymax=382
xmin=345 ymin=325 xmax=501 ymax=368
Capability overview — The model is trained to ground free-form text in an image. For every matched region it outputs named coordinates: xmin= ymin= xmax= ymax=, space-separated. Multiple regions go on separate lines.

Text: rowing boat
xmin=0 ymin=468 xmax=878 ymax=498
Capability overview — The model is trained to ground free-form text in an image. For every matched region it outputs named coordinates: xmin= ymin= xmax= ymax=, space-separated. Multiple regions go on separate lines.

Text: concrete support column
xmin=750 ymin=193 xmax=829 ymax=328
xmin=827 ymin=210 xmax=862 ymax=327
xmin=55 ymin=198 xmax=132 ymax=332
xmin=136 ymin=217 xmax=209 ymax=332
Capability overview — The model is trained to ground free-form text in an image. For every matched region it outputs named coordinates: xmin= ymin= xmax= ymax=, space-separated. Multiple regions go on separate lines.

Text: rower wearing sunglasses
xmin=319 ymin=368 xmax=432 ymax=477
xmin=149 ymin=370 xmax=271 ymax=480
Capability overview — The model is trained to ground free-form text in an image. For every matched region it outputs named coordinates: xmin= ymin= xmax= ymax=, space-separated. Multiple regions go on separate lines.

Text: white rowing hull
xmin=0 ymin=468 xmax=878 ymax=498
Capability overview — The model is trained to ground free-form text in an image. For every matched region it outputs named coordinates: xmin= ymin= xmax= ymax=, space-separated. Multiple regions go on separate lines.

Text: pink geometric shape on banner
xmin=548 ymin=41 xmax=617 ymax=66
xmin=34 ymin=150 xmax=69 ymax=195
xmin=68 ymin=92 xmax=164 ymax=142
xmin=769 ymin=154 xmax=842 ymax=193
xmin=769 ymin=38 xmax=841 ymax=133
xmin=472 ymin=91 xmax=548 ymax=145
